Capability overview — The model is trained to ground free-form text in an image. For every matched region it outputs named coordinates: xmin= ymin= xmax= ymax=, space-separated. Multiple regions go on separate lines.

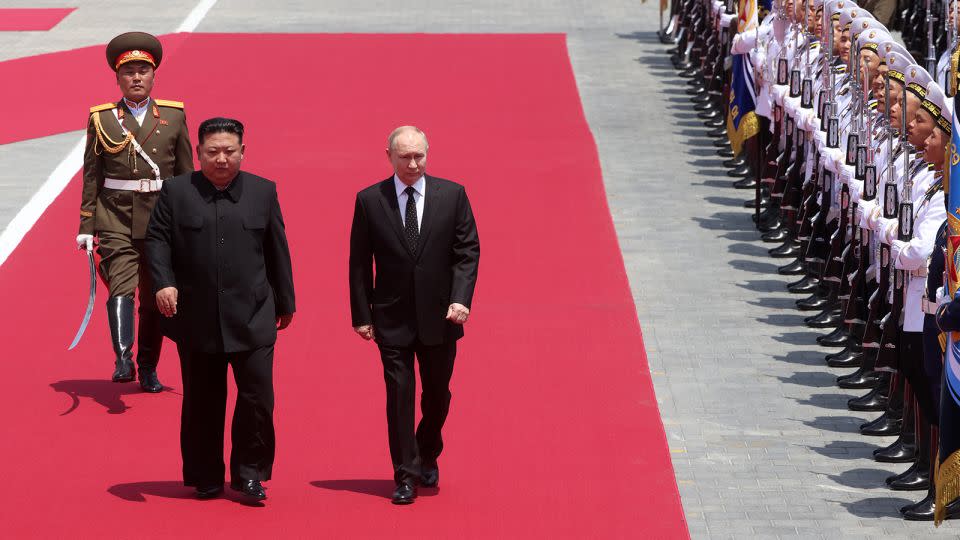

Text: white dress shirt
xmin=394 ymin=174 xmax=425 ymax=231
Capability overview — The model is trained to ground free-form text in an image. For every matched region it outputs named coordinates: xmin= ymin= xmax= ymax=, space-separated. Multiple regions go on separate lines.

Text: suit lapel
xmin=415 ymin=177 xmax=441 ymax=261
xmin=377 ymin=178 xmax=414 ymax=258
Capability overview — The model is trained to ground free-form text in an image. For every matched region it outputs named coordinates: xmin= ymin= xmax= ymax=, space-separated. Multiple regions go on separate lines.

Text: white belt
xmin=104 ymin=177 xmax=163 ymax=192
xmin=910 ymin=267 xmax=928 ymax=278
xmin=922 ymin=298 xmax=939 ymax=315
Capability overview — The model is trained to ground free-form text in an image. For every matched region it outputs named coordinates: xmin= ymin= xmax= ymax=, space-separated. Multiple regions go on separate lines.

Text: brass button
xmin=152 ymin=148 xmax=157 ymax=154
xmin=156 ymin=130 xmax=160 ymax=135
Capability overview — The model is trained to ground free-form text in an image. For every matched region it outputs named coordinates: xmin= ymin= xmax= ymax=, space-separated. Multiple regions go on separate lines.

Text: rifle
xmin=875 ymin=85 xmax=917 ymax=372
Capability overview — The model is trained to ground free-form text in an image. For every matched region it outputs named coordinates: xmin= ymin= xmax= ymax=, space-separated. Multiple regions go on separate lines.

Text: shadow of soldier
xmin=49 ymin=379 xmax=145 ymax=415
xmin=108 ymin=480 xmax=265 ymax=507
xmin=310 ymin=479 xmax=438 ymax=500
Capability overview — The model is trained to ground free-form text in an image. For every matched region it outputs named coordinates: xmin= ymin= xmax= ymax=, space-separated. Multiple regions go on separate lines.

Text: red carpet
xmin=0 ymin=34 xmax=687 ymax=538
xmin=0 ymin=8 xmax=75 ymax=31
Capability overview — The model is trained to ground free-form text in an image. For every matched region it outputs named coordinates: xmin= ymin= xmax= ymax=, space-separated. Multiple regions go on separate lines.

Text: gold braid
xmin=91 ymin=110 xmax=138 ymax=173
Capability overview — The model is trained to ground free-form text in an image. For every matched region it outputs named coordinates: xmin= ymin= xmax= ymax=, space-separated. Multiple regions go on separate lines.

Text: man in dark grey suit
xmin=349 ymin=125 xmax=480 ymax=505
xmin=146 ymin=117 xmax=295 ymax=501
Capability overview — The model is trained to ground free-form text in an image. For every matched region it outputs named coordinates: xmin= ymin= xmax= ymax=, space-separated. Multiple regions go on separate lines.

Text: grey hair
xmin=387 ymin=125 xmax=429 ymax=153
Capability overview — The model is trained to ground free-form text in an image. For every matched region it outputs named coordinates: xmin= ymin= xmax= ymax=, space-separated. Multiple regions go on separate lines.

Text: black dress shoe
xmin=230 ymin=479 xmax=267 ymax=500
xmin=837 ymin=367 xmax=882 ymax=389
xmin=777 ymin=259 xmax=806 ymax=275
xmin=744 ymin=196 xmax=770 ymax=209
xmin=421 ymin=463 xmax=439 ymax=488
xmin=847 ymin=386 xmax=888 ymax=411
xmin=705 ymin=117 xmax=725 ymax=129
xmin=888 ymin=464 xmax=929 ymax=491
xmin=861 ymin=413 xmax=902 ymax=436
xmin=816 ymin=327 xmax=849 ymax=347
xmin=391 ymin=482 xmax=417 ymax=505
xmin=138 ymin=368 xmax=163 ymax=393
xmin=732 ymin=176 xmax=757 ymax=189
xmin=112 ymin=358 xmax=136 ymax=383
xmin=797 ymin=295 xmax=829 ymax=311
xmin=196 ymin=484 xmax=223 ymax=499
xmin=685 ymin=84 xmax=706 ymax=95
xmin=757 ymin=215 xmax=782 ymax=232
xmin=874 ymin=438 xmax=917 ymax=463
xmin=762 ymin=227 xmax=789 ymax=242
xmin=769 ymin=242 xmax=800 ymax=259
xmin=709 ymin=128 xmax=729 ymax=139
xmin=902 ymin=495 xmax=960 ymax=521
xmin=806 ymin=309 xmax=841 ymax=328
xmin=827 ymin=349 xmax=863 ymax=368
xmin=698 ymin=109 xmax=720 ymax=121
xmin=679 ymin=68 xmax=699 ymax=78
xmin=693 ymin=100 xmax=714 ymax=112
xmin=722 ymin=156 xmax=745 ymax=168
xmin=787 ymin=275 xmax=819 ymax=293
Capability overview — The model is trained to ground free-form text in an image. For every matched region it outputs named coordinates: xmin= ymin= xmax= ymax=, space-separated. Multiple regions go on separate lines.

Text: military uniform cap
xmin=850 ymin=17 xmax=883 ymax=40
xmin=838 ymin=7 xmax=871 ymax=30
xmin=106 ymin=32 xmax=162 ymax=71
xmin=904 ymin=64 xmax=932 ymax=100
xmin=825 ymin=1 xmax=855 ymax=21
xmin=856 ymin=27 xmax=890 ymax=53
xmin=885 ymin=51 xmax=912 ymax=84
xmin=922 ymin=82 xmax=953 ymax=135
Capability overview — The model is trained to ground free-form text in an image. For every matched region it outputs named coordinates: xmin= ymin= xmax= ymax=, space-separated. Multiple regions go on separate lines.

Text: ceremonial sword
xmin=68 ymin=249 xmax=96 ymax=350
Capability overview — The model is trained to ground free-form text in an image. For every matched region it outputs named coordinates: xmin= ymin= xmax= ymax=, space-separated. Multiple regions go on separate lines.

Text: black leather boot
xmin=761 ymin=227 xmax=790 ymax=243
xmin=848 ymin=385 xmax=888 ymax=412
xmin=888 ymin=410 xmax=930 ymax=490
xmin=861 ymin=411 xmax=903 ymax=437
xmin=874 ymin=393 xmax=917 ymax=462
xmin=727 ymin=163 xmax=751 ymax=177
xmin=805 ymin=308 xmax=842 ymax=328
xmin=837 ymin=367 xmax=882 ymax=389
xmin=777 ymin=259 xmax=806 ymax=275
xmin=787 ymin=275 xmax=819 ymax=294
xmin=901 ymin=426 xmax=947 ymax=520
xmin=769 ymin=239 xmax=800 ymax=259
xmin=136 ymin=305 xmax=164 ymax=393
xmin=797 ymin=293 xmax=830 ymax=311
xmin=817 ymin=326 xmax=849 ymax=347
xmin=108 ymin=297 xmax=136 ymax=383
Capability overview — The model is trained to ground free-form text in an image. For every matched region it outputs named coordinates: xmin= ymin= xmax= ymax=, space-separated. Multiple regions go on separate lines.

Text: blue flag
xmin=726 ymin=0 xmax=760 ymax=156
xmin=938 ymin=94 xmax=960 ymax=525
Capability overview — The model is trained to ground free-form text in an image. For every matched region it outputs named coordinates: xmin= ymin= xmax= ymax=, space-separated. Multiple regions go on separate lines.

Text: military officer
xmin=76 ymin=32 xmax=193 ymax=392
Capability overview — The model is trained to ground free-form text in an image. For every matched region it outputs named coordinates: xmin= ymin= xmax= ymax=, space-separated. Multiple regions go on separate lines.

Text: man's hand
xmin=353 ymin=325 xmax=374 ymax=340
xmin=446 ymin=303 xmax=470 ymax=325
xmin=277 ymin=313 xmax=294 ymax=330
xmin=76 ymin=234 xmax=94 ymax=252
xmin=156 ymin=287 xmax=178 ymax=318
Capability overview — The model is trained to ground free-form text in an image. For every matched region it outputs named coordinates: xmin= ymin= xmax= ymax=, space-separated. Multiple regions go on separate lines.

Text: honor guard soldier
xmin=76 ymin=32 xmax=194 ymax=392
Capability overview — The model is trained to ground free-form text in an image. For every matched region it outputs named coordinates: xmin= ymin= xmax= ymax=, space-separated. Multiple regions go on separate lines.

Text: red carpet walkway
xmin=0 ymin=34 xmax=687 ymax=538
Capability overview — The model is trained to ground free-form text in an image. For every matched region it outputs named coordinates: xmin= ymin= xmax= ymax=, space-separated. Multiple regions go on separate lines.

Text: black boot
xmin=816 ymin=326 xmax=849 ymax=347
xmin=888 ymin=409 xmax=930 ymax=491
xmin=761 ymin=228 xmax=790 ymax=243
xmin=108 ymin=297 xmax=136 ymax=383
xmin=861 ymin=411 xmax=903 ymax=437
xmin=805 ymin=308 xmax=842 ymax=328
xmin=848 ymin=384 xmax=888 ymax=412
xmin=787 ymin=275 xmax=819 ymax=294
xmin=837 ymin=367 xmax=882 ymax=389
xmin=136 ymin=305 xmax=164 ymax=393
xmin=769 ymin=240 xmax=800 ymax=259
xmin=826 ymin=344 xmax=863 ymax=368
xmin=777 ymin=259 xmax=806 ymax=275
xmin=901 ymin=426 xmax=949 ymax=520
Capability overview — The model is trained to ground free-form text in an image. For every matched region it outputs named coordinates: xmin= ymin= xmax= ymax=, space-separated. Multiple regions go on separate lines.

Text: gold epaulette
xmin=154 ymin=99 xmax=184 ymax=109
xmin=89 ymin=103 xmax=116 ymax=114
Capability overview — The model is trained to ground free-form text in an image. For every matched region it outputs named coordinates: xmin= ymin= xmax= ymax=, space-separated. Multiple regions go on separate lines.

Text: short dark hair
xmin=198 ymin=117 xmax=244 ymax=144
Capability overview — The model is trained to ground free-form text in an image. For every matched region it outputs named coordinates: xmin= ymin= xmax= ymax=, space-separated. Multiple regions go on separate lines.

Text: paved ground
xmin=0 ymin=0 xmax=956 ymax=537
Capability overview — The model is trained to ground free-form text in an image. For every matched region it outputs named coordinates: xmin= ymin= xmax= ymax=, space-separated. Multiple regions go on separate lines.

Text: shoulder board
xmin=89 ymin=103 xmax=116 ymax=114
xmin=154 ymin=99 xmax=184 ymax=109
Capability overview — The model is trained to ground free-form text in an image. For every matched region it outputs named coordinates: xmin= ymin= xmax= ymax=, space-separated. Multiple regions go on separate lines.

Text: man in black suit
xmin=349 ymin=125 xmax=480 ymax=505
xmin=145 ymin=117 xmax=295 ymax=501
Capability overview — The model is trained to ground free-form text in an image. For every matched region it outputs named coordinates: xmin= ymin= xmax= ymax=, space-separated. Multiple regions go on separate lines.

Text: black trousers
xmin=178 ymin=343 xmax=275 ymax=487
xmin=378 ymin=339 xmax=457 ymax=484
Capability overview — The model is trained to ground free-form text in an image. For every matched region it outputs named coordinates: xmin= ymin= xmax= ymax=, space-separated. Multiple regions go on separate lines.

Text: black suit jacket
xmin=146 ymin=171 xmax=296 ymax=353
xmin=350 ymin=175 xmax=480 ymax=346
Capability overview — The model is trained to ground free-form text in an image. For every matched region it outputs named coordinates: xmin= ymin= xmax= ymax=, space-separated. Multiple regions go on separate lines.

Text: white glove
xmin=76 ymin=234 xmax=94 ymax=252
xmin=938 ymin=286 xmax=950 ymax=307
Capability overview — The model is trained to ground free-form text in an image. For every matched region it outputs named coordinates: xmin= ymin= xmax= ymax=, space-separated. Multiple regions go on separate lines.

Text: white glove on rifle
xmin=76 ymin=234 xmax=94 ymax=252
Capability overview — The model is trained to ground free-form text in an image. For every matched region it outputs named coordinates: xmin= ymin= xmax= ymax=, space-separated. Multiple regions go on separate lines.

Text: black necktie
xmin=404 ymin=186 xmax=419 ymax=252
